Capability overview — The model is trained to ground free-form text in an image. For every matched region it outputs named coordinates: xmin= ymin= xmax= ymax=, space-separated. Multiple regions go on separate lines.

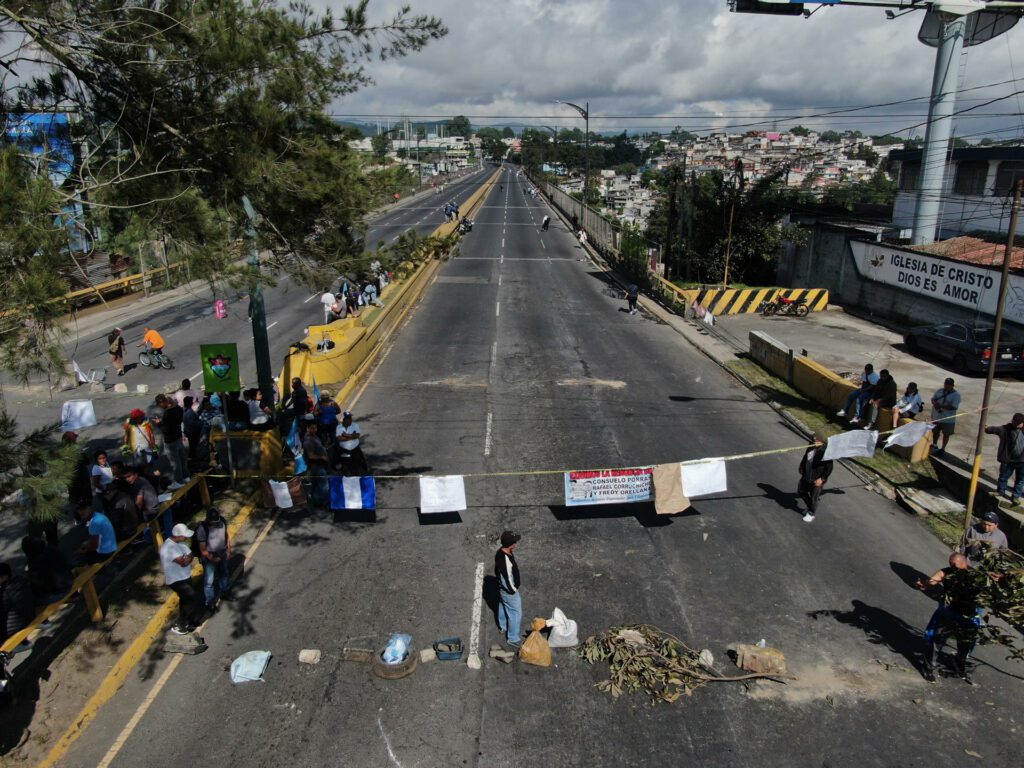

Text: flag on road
xmin=823 ymin=429 xmax=878 ymax=461
xmin=330 ymin=476 xmax=376 ymax=510
xmin=311 ymin=373 xmax=320 ymax=404
xmin=269 ymin=480 xmax=294 ymax=509
xmin=288 ymin=417 xmax=307 ymax=474
xmin=419 ymin=475 xmax=467 ymax=514
xmin=680 ymin=458 xmax=728 ymax=498
xmin=885 ymin=421 xmax=932 ymax=449
xmin=653 ymin=463 xmax=691 ymax=515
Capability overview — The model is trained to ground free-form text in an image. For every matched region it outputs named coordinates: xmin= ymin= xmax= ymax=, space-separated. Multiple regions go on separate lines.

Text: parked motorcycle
xmin=761 ymin=295 xmax=808 ymax=318
xmin=457 ymin=218 xmax=473 ymax=234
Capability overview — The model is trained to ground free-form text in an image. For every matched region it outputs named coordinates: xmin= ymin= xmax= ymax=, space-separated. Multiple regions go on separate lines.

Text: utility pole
xmin=241 ymin=196 xmax=275 ymax=409
xmin=962 ymin=179 xmax=1023 ymax=536
xmin=722 ymin=158 xmax=744 ymax=289
xmin=686 ymin=170 xmax=696 ymax=283
xmin=665 ymin=167 xmax=678 ymax=280
xmin=557 ymin=100 xmax=590 ymax=203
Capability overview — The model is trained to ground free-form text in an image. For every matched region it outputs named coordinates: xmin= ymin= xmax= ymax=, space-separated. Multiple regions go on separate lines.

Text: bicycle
xmin=139 ymin=344 xmax=174 ymax=369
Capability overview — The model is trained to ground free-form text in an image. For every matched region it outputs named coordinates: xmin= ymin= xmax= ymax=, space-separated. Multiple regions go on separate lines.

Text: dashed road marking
xmin=467 ymin=562 xmax=485 ymax=670
xmin=484 ymin=411 xmax=493 ymax=456
xmin=495 ymin=302 xmax=500 ymax=317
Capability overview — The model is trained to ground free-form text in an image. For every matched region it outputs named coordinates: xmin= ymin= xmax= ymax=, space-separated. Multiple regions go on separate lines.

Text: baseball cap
xmin=171 ymin=523 xmax=194 ymax=538
xmin=500 ymin=530 xmax=520 ymax=547
xmin=980 ymin=511 xmax=1000 ymax=524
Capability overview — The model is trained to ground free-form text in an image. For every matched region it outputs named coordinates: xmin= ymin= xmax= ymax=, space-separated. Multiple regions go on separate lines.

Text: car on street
xmin=903 ymin=322 xmax=1024 ymax=375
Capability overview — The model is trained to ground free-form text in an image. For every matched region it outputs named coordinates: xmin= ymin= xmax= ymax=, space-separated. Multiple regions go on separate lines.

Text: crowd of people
xmin=319 ymin=269 xmax=389 ymax=325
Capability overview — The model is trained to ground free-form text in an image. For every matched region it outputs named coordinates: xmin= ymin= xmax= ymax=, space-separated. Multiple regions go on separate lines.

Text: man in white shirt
xmin=335 ymin=411 xmax=368 ymax=475
xmin=173 ymin=378 xmax=202 ymax=411
xmin=160 ymin=523 xmax=202 ymax=634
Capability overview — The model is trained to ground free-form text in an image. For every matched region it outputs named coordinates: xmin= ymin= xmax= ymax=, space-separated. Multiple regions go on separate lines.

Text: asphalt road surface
xmin=61 ymin=167 xmax=1022 ymax=768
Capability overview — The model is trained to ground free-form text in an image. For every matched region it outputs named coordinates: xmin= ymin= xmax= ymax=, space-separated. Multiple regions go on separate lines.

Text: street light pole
xmin=241 ymin=196 xmax=275 ymax=409
xmin=962 ymin=179 xmax=1024 ymax=536
xmin=557 ymin=100 xmax=589 ymax=202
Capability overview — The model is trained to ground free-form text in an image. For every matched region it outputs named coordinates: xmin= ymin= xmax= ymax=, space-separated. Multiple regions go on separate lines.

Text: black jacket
xmin=985 ymin=423 xmax=1024 ymax=464
xmin=798 ymin=446 xmax=833 ymax=483
xmin=495 ymin=548 xmax=520 ymax=594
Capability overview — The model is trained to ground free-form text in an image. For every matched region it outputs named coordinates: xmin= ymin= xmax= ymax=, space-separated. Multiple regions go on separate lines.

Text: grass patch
xmin=672 ymin=282 xmax=781 ymax=291
xmin=725 ymin=358 xmax=940 ymax=492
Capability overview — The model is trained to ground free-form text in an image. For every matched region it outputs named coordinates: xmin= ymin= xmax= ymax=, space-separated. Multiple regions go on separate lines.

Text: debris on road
xmin=298 ymin=649 xmax=321 ymax=665
xmin=419 ymin=647 xmax=437 ymax=664
xmin=734 ymin=643 xmax=788 ymax=675
xmin=581 ymin=625 xmax=795 ymax=704
xmin=230 ymin=650 xmax=272 ymax=684
xmin=546 ymin=608 xmax=579 ymax=649
xmin=341 ymin=647 xmax=374 ymax=663
xmin=488 ymin=644 xmax=516 ymax=663
xmin=163 ymin=629 xmax=207 ymax=655
xmin=519 ymin=618 xmax=552 ymax=667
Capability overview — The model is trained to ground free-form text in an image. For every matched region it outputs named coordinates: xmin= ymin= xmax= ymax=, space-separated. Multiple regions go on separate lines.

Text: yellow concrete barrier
xmin=748 ymin=331 xmax=792 ymax=381
xmin=792 ymin=356 xmax=857 ymax=413
xmin=209 ymin=429 xmax=283 ymax=478
xmin=655 ymin=280 xmax=829 ymax=316
xmin=280 ymin=167 xmax=503 ymax=397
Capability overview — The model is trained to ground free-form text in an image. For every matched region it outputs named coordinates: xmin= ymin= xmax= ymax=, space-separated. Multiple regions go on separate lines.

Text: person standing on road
xmin=984 ymin=413 xmax=1024 ymax=504
xmin=929 ymin=378 xmax=961 ymax=454
xmin=625 ymin=284 xmax=640 ymax=315
xmin=160 ymin=523 xmax=202 ymax=634
xmin=154 ymin=394 xmax=189 ymax=488
xmin=863 ymin=369 xmax=897 ymax=430
xmin=124 ymin=408 xmax=156 ymax=466
xmin=915 ymin=553 xmax=982 ymax=683
xmin=302 ymin=419 xmax=330 ymax=507
xmin=540 ymin=215 xmax=551 ymax=232
xmin=961 ymin=510 xmax=1009 ymax=563
xmin=107 ymin=327 xmax=126 ymax=376
xmin=196 ymin=507 xmax=231 ymax=611
xmin=494 ymin=531 xmax=523 ymax=648
xmin=335 ymin=411 xmax=367 ymax=475
xmin=798 ymin=433 xmax=833 ymax=523
xmin=173 ymin=378 xmax=201 ymax=411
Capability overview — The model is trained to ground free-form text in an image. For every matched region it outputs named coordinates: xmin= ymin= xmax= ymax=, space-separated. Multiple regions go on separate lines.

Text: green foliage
xmin=819 ymin=130 xmax=842 ymax=144
xmin=871 ymin=134 xmax=905 ymax=146
xmin=822 ymin=168 xmax=897 ymax=210
xmin=372 ymin=133 xmax=392 ymax=162
xmin=614 ymin=163 xmax=638 ymax=177
xmin=447 ymin=115 xmax=472 ymax=139
xmin=0 ymin=411 xmax=80 ymax=526
xmin=789 ymin=125 xmax=812 ymax=137
xmin=669 ymin=126 xmax=697 ymax=144
xmin=501 ymin=126 xmax=514 ymax=138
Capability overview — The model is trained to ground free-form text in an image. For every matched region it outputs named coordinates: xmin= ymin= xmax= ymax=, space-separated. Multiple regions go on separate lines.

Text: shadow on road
xmin=808 ymin=599 xmax=922 ymax=666
xmin=890 ymin=561 xmax=929 ymax=591
xmin=549 ymin=501 xmax=684 ymax=528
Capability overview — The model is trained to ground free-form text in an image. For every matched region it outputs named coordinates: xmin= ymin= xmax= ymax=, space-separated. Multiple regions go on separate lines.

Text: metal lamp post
xmin=557 ymin=100 xmax=589 ymax=202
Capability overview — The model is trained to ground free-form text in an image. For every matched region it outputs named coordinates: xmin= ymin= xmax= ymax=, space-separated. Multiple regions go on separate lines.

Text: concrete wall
xmin=779 ymin=222 xmax=1024 ymax=336
xmin=748 ymin=331 xmax=792 ymax=381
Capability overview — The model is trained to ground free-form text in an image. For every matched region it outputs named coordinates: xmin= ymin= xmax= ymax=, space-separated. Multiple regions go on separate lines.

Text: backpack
xmin=109 ymin=337 xmax=121 ymax=355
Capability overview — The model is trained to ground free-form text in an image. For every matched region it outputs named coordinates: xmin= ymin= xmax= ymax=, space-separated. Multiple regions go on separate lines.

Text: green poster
xmin=200 ymin=343 xmax=241 ymax=393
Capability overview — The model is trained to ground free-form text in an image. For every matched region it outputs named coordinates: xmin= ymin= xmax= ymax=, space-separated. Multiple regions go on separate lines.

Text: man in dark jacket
xmin=864 ymin=369 xmax=897 ymax=430
xmin=0 ymin=562 xmax=34 ymax=645
xmin=984 ymin=412 xmax=1024 ymax=503
xmin=494 ymin=531 xmax=522 ymax=648
xmin=798 ymin=433 xmax=834 ymax=523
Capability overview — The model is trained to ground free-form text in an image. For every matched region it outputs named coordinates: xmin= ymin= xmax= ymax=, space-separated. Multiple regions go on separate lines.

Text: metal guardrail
xmin=0 ymin=474 xmax=212 ymax=653
xmin=60 ymin=261 xmax=186 ymax=306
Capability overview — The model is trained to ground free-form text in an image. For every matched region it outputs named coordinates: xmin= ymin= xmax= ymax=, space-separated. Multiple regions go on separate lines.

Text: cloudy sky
xmin=324 ymin=0 xmax=1024 ymax=139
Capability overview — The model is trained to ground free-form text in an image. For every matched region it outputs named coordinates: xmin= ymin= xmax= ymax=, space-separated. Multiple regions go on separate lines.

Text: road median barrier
xmin=280 ymin=167 xmax=502 ymax=395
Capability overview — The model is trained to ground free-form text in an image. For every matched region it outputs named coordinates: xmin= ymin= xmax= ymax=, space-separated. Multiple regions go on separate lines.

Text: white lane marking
xmin=377 ymin=715 xmax=405 ymax=767
xmin=540 ymin=239 xmax=546 ymax=250
xmin=491 ymin=340 xmax=497 ymax=363
xmin=467 ymin=562 xmax=485 ymax=670
xmin=484 ymin=412 xmax=493 ymax=457
xmin=266 ymin=321 xmax=278 ymax=330
xmin=190 ymin=370 xmax=203 ymax=382
xmin=501 ymin=238 xmax=505 ymax=249
xmin=498 ymin=275 xmax=502 ymax=286
xmin=303 ymin=292 xmax=319 ymax=303
xmin=495 ymin=302 xmax=500 ymax=317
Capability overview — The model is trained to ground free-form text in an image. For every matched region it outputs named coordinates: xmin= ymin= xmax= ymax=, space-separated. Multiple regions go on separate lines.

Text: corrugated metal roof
xmin=907 ymin=236 xmax=1024 ymax=272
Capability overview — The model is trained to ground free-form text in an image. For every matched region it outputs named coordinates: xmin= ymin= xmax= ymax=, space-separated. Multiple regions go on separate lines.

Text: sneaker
xmin=863 ymin=425 xmax=874 ymax=431
xmin=184 ymin=624 xmax=198 ymax=633
xmin=802 ymin=513 xmax=815 ymax=523
xmin=932 ymin=446 xmax=944 ymax=455
xmin=922 ymin=667 xmax=936 ymax=683
xmin=506 ymin=639 xmax=522 ymax=649
xmin=170 ymin=624 xmax=189 ymax=635
xmin=849 ymin=418 xmax=860 ymax=425
xmin=836 ymin=410 xmax=846 ymax=417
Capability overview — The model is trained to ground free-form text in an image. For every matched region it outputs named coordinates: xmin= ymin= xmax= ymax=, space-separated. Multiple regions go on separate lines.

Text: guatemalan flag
xmin=330 ymin=476 xmax=376 ymax=510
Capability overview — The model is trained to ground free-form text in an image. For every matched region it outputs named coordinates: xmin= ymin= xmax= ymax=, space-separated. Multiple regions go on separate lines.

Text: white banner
xmin=419 ymin=475 xmax=467 ymax=514
xmin=823 ymin=430 xmax=878 ymax=461
xmin=563 ymin=468 xmax=652 ymax=506
xmin=680 ymin=459 xmax=728 ymax=498
xmin=850 ymin=241 xmax=1024 ymax=324
xmin=60 ymin=400 xmax=97 ymax=431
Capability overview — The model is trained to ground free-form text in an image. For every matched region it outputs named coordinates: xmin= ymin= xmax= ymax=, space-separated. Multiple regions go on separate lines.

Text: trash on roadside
xmin=733 ymin=643 xmax=787 ymax=675
xmin=698 ymin=649 xmax=715 ymax=670
xmin=546 ymin=608 xmax=579 ymax=648
xmin=519 ymin=618 xmax=552 ymax=667
xmin=381 ymin=633 xmax=412 ymax=665
xmin=419 ymin=647 xmax=437 ymax=664
xmin=488 ymin=644 xmax=516 ymax=664
xmin=581 ymin=625 xmax=795 ymax=704
xmin=341 ymin=647 xmax=374 ymax=663
xmin=230 ymin=650 xmax=272 ymax=683
xmin=164 ymin=629 xmax=207 ymax=655
xmin=298 ymin=649 xmax=321 ymax=665
xmin=432 ymin=637 xmax=464 ymax=661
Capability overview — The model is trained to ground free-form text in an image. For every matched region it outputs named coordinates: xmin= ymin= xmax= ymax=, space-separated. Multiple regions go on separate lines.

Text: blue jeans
xmin=202 ymin=554 xmax=230 ymax=606
xmin=843 ymin=389 xmax=871 ymax=418
xmin=997 ymin=462 xmax=1024 ymax=498
xmin=498 ymin=590 xmax=522 ymax=643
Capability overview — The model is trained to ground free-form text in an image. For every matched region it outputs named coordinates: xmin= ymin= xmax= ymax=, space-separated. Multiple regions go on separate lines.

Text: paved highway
xmin=60 ymin=167 xmax=1022 ymax=767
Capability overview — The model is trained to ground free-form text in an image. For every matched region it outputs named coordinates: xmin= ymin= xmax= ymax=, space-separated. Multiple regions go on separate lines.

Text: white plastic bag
xmin=546 ymin=607 xmax=579 ymax=648
xmin=382 ymin=633 xmax=412 ymax=664
xmin=230 ymin=650 xmax=272 ymax=683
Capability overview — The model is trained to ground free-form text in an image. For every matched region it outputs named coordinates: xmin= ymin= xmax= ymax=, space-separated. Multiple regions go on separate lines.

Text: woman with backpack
xmin=108 ymin=327 xmax=126 ymax=376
